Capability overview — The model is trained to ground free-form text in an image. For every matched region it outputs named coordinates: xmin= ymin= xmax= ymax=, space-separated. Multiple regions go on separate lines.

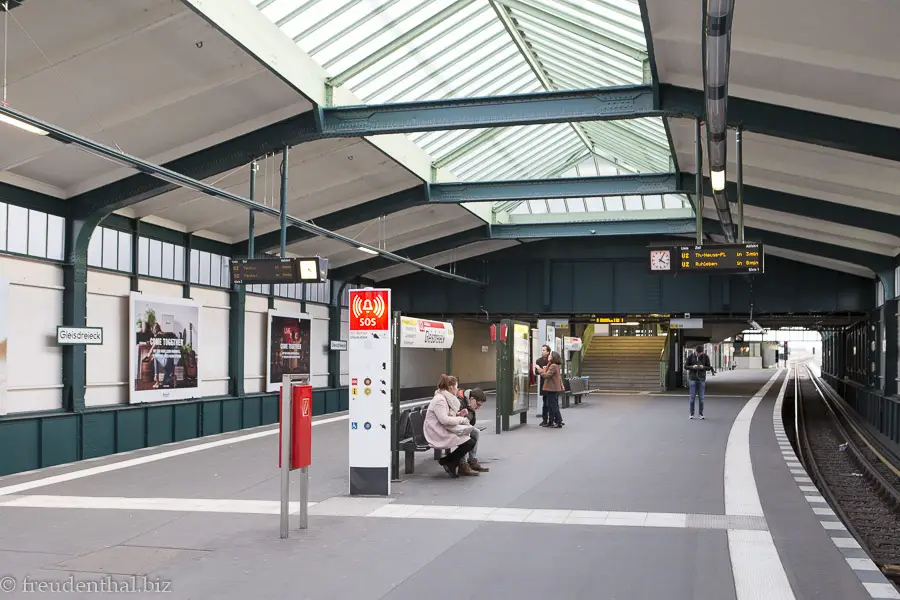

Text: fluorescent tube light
xmin=710 ymin=169 xmax=725 ymax=191
xmin=358 ymin=246 xmax=378 ymax=255
xmin=0 ymin=112 xmax=48 ymax=136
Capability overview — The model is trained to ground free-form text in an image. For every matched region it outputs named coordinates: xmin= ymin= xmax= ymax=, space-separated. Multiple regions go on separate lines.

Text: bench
xmin=397 ymin=407 xmax=443 ymax=474
xmin=397 ymin=406 xmax=485 ymax=473
xmin=563 ymin=377 xmax=591 ymax=408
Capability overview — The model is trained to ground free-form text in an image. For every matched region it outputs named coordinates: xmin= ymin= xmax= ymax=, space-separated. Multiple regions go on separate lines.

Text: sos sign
xmin=349 ymin=289 xmax=390 ymax=331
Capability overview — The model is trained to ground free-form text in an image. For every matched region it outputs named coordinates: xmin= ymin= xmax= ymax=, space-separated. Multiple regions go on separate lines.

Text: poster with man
xmin=0 ymin=277 xmax=7 ymax=415
xmin=266 ymin=309 xmax=311 ymax=392
xmin=129 ymin=292 xmax=200 ymax=403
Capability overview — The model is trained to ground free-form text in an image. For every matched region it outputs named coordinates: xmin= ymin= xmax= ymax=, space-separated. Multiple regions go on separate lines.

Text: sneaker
xmin=442 ymin=462 xmax=459 ymax=478
xmin=699 ymin=415 xmax=705 ymax=420
xmin=689 ymin=414 xmax=694 ymax=419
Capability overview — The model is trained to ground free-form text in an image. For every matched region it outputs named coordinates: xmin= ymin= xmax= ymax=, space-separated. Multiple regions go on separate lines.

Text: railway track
xmin=791 ymin=365 xmax=900 ymax=585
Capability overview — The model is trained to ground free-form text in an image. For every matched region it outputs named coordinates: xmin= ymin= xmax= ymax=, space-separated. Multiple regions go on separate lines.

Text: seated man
xmin=456 ymin=386 xmax=489 ymax=472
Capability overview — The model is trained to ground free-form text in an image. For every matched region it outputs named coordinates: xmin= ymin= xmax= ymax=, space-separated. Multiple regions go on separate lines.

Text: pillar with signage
xmin=348 ymin=289 xmax=392 ymax=496
xmin=495 ymin=319 xmax=530 ymax=434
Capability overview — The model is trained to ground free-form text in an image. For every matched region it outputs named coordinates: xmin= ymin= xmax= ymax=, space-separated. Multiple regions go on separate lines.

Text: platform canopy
xmin=0 ymin=0 xmax=897 ymax=288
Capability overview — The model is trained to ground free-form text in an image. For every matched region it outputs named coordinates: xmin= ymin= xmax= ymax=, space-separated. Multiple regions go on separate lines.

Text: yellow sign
xmin=595 ymin=317 xmax=625 ymax=323
xmin=513 ymin=323 xmax=530 ymax=337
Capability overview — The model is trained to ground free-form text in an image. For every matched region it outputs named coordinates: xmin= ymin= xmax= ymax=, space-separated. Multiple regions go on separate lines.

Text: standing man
xmin=457 ymin=386 xmax=489 ymax=472
xmin=685 ymin=345 xmax=712 ymax=419
xmin=534 ymin=345 xmax=551 ymax=427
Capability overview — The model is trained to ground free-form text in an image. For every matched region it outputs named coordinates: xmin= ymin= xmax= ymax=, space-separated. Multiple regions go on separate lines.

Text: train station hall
xmin=1 ymin=0 xmax=900 ymax=598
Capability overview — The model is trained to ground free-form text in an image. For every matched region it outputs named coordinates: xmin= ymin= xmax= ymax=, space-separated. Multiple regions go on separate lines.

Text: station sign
xmin=329 ymin=340 xmax=348 ymax=351
xmin=56 ymin=326 xmax=103 ymax=345
xmin=649 ymin=243 xmax=764 ymax=274
xmin=399 ymin=317 xmax=453 ymax=349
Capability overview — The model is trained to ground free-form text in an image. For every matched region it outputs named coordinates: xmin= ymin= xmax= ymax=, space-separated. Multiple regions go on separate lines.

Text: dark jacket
xmin=534 ymin=355 xmax=549 ymax=393
xmin=457 ymin=390 xmax=476 ymax=425
xmin=686 ymin=352 xmax=712 ymax=381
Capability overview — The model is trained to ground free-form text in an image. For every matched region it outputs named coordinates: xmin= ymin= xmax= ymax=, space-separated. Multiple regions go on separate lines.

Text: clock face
xmin=650 ymin=249 xmax=671 ymax=271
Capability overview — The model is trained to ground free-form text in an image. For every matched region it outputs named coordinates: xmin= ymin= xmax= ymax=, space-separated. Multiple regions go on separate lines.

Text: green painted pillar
xmin=229 ymin=286 xmax=246 ymax=398
xmin=62 ymin=217 xmax=102 ymax=413
xmin=327 ymin=282 xmax=348 ymax=389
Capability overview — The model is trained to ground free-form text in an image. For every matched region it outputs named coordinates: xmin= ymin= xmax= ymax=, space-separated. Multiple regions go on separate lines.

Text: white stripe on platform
xmin=0 ymin=495 xmax=767 ymax=532
xmin=724 ymin=368 xmax=796 ymax=600
xmin=862 ymin=583 xmax=900 ymax=599
xmin=0 ymin=399 xmax=433 ymax=497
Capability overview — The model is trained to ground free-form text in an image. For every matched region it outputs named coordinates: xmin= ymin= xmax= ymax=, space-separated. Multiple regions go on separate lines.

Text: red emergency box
xmin=278 ymin=384 xmax=312 ymax=469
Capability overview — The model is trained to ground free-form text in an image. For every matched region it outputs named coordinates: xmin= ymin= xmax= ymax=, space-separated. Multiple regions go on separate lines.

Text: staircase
xmin=581 ymin=336 xmax=666 ymax=391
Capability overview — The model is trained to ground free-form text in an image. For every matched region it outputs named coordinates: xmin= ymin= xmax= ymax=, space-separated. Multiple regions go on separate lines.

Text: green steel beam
xmin=429 ymin=172 xmax=678 ymax=203
xmin=317 ymin=85 xmax=658 ymax=136
xmin=660 ymin=85 xmax=900 ymax=164
xmin=725 ymin=222 xmax=894 ymax=272
xmin=328 ymin=225 xmax=491 ymax=281
xmin=68 ymin=111 xmax=322 ymax=219
xmin=490 ymin=218 xmax=696 ymax=239
xmin=681 ymin=174 xmax=900 ymax=237
xmin=0 ymin=182 xmax=66 ymax=216
xmin=235 ymin=185 xmax=427 ymax=255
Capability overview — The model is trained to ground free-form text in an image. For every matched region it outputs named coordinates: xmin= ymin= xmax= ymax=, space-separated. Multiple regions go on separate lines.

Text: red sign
xmin=349 ymin=289 xmax=390 ymax=331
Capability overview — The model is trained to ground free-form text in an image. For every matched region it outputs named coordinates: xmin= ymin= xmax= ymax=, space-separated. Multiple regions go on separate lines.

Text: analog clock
xmin=650 ymin=249 xmax=671 ymax=271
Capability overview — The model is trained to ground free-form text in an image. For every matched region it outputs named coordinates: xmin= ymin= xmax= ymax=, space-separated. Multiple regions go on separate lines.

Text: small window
xmin=0 ymin=202 xmax=7 ymax=250
xmin=28 ymin=210 xmax=48 ymax=257
xmin=148 ymin=239 xmax=162 ymax=277
xmin=173 ymin=245 xmax=185 ymax=281
xmin=117 ymin=231 xmax=132 ymax=272
xmin=6 ymin=204 xmax=28 ymax=254
xmin=161 ymin=242 xmax=175 ymax=280
xmin=138 ymin=237 xmax=150 ymax=275
xmin=87 ymin=228 xmax=103 ymax=267
xmin=102 ymin=227 xmax=118 ymax=270
xmin=47 ymin=214 xmax=64 ymax=260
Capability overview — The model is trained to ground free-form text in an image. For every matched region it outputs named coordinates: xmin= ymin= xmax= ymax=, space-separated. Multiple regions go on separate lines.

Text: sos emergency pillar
xmin=279 ymin=375 xmax=312 ymax=538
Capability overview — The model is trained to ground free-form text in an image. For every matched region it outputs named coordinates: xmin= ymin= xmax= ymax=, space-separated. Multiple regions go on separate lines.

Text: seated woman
xmin=423 ymin=374 xmax=477 ymax=478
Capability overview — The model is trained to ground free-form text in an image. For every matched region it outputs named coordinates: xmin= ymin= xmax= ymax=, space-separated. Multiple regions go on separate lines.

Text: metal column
xmin=279 ymin=375 xmax=292 ymax=539
xmin=736 ymin=127 xmax=744 ymax=243
xmin=695 ymin=118 xmax=703 ymax=244
xmin=390 ymin=311 xmax=402 ymax=481
xmin=248 ymin=161 xmax=257 ymax=258
xmin=279 ymin=146 xmax=289 ymax=258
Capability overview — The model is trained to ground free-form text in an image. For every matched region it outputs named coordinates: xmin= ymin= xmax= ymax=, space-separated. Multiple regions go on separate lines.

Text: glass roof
xmin=250 ymin=0 xmax=684 ymax=223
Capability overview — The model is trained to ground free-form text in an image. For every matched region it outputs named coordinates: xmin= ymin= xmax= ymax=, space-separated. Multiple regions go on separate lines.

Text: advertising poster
xmin=399 ymin=317 xmax=453 ymax=348
xmin=512 ymin=323 xmax=530 ymax=412
xmin=0 ymin=278 xmax=7 ymax=416
xmin=129 ymin=293 xmax=200 ymax=403
xmin=266 ymin=309 xmax=311 ymax=392
xmin=348 ymin=288 xmax=391 ymax=496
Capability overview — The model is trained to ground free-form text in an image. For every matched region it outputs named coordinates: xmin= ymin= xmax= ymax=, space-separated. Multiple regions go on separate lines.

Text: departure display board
xmin=231 ymin=258 xmax=297 ymax=284
xmin=649 ymin=243 xmax=764 ymax=274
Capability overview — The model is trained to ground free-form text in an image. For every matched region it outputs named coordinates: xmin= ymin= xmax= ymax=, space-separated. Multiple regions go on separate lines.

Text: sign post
xmin=348 ymin=289 xmax=392 ymax=496
xmin=278 ymin=374 xmax=311 ymax=538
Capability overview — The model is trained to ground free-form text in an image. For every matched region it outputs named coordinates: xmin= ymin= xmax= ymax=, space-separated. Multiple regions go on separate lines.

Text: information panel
xmin=399 ymin=317 xmax=454 ymax=349
xmin=649 ymin=243 xmax=764 ymax=274
xmin=347 ymin=288 xmax=391 ymax=496
xmin=231 ymin=258 xmax=296 ymax=284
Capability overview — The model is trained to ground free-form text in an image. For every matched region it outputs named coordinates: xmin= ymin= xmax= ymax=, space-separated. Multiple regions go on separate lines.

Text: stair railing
xmin=578 ymin=323 xmax=596 ymax=375
xmin=658 ymin=329 xmax=672 ymax=391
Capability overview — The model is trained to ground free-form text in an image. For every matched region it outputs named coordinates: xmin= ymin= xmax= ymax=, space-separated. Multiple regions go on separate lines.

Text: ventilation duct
xmin=703 ymin=0 xmax=736 ymax=242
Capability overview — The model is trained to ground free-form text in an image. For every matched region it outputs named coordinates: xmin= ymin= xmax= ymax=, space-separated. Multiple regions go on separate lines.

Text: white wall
xmin=450 ymin=319 xmax=496 ymax=385
xmin=0 ymin=255 xmax=63 ymax=414
xmin=1 ymin=254 xmax=488 ymax=416
xmin=84 ymin=272 xmax=231 ymax=407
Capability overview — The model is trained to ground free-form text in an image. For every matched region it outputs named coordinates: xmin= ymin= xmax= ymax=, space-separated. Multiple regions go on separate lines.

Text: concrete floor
xmin=0 ymin=369 xmax=883 ymax=600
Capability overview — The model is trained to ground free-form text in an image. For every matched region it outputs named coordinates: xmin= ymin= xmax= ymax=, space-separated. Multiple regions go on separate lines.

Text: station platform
xmin=0 ymin=370 xmax=893 ymax=599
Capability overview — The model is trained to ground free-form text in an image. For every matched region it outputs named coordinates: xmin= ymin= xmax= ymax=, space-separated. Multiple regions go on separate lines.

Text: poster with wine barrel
xmin=129 ymin=292 xmax=201 ymax=403
xmin=266 ymin=309 xmax=311 ymax=392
